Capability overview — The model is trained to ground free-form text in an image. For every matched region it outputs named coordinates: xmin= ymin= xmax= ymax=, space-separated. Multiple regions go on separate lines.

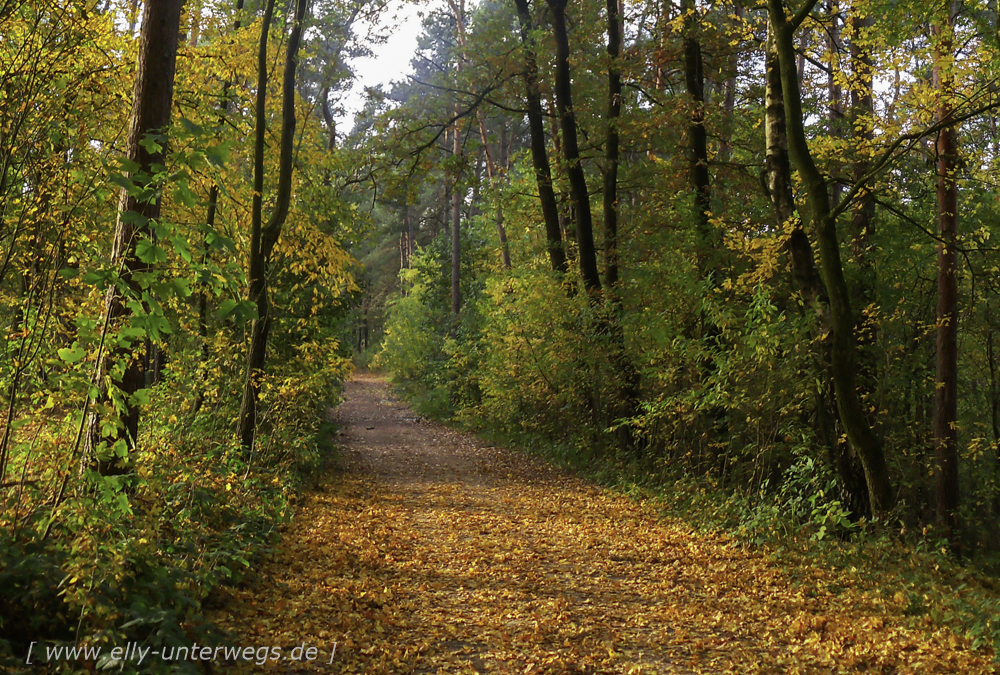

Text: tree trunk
xmin=497 ymin=122 xmax=512 ymax=269
xmin=547 ymin=97 xmax=577 ymax=262
xmin=765 ymin=25 xmax=824 ymax=310
xmin=399 ymin=232 xmax=406 ymax=284
xmin=476 ymin=115 xmax=512 ymax=269
xmin=681 ymin=0 xmax=713 ymax=276
xmin=599 ymin=0 xmax=640 ymax=455
xmin=768 ymin=0 xmax=893 ymax=516
xmin=408 ymin=206 xmax=415 ymax=261
xmin=849 ymin=11 xmax=877 ymax=400
xmin=826 ymin=0 xmax=843 ymax=204
xmin=447 ymin=1 xmax=510 ymax=271
xmin=512 ymin=0 xmax=566 ymax=274
xmin=237 ymin=0 xmax=309 ymax=452
xmin=682 ymin=0 xmax=728 ymax=445
xmin=128 ymin=0 xmax=140 ymax=35
xmin=402 ymin=207 xmax=411 ymax=272
xmin=85 ymin=0 xmax=184 ymax=474
xmin=765 ymin=22 xmax=870 ymax=518
xmin=796 ymin=22 xmax=809 ymax=82
xmin=603 ymin=0 xmax=623 ymax=291
xmin=188 ymin=0 xmax=201 ymax=47
xmin=451 ymin=110 xmax=462 ymax=314
xmin=319 ymin=87 xmax=337 ymax=151
xmin=449 ymin=0 xmax=465 ymax=315
xmin=932 ymin=2 xmax=960 ymax=544
xmin=989 ymin=309 xmax=999 ymax=445
xmin=548 ymin=0 xmax=601 ymax=294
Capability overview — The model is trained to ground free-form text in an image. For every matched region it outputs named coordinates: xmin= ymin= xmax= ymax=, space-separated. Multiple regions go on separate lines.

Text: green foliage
xmin=375 ymin=226 xmax=486 ymax=418
xmin=0 ymin=1 xmax=360 ymax=668
xmin=0 ymin=341 xmax=350 ymax=670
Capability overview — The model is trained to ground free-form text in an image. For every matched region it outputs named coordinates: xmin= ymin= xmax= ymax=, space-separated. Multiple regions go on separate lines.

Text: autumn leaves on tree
xmin=371 ymin=0 xmax=1000 ymax=554
xmin=1 ymin=0 xmax=359 ymax=650
xmin=9 ymin=0 xmax=991 ymax=563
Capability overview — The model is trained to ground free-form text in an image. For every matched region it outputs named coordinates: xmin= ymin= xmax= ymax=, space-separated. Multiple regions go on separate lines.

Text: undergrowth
xmin=0 ymin=352 xmax=350 ymax=674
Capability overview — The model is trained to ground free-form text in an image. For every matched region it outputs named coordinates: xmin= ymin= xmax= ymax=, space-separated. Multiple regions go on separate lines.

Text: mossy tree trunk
xmin=768 ymin=0 xmax=893 ymax=516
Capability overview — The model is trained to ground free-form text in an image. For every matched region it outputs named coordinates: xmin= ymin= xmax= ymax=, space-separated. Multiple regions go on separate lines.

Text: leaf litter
xmin=212 ymin=373 xmax=996 ymax=673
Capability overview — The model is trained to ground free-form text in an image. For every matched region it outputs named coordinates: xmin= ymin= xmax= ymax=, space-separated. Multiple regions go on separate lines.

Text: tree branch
xmin=791 ymin=0 xmax=822 ymax=30
xmin=831 ymin=85 xmax=1000 ymax=221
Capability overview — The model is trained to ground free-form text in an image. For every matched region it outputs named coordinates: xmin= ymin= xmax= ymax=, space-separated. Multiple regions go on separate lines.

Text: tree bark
xmin=765 ymin=26 xmax=824 ymax=310
xmin=513 ymin=0 xmax=566 ymax=274
xmin=85 ymin=0 xmax=184 ymax=474
xmin=476 ymin=115 xmax=512 ymax=269
xmin=988 ymin=306 xmax=999 ymax=445
xmin=320 ymin=86 xmax=337 ymax=151
xmin=932 ymin=2 xmax=960 ymax=544
xmin=682 ymin=0 xmax=727 ymax=445
xmin=237 ymin=0 xmax=309 ymax=451
xmin=446 ymin=1 xmax=510 ymax=271
xmin=408 ymin=206 xmax=415 ymax=262
xmin=599 ymin=0 xmax=640 ymax=455
xmin=402 ymin=207 xmax=411 ymax=273
xmin=849 ymin=11 xmax=877 ymax=397
xmin=497 ymin=122 xmax=512 ymax=269
xmin=826 ymin=0 xmax=843 ymax=204
xmin=768 ymin=0 xmax=893 ymax=516
xmin=603 ymin=0 xmax=623 ymax=290
xmin=548 ymin=0 xmax=601 ymax=294
xmin=188 ymin=0 xmax=202 ymax=47
xmin=449 ymin=0 xmax=465 ymax=315
xmin=765 ymin=22 xmax=870 ymax=518
xmin=128 ymin=0 xmax=140 ymax=35
xmin=681 ymin=0 xmax=713 ymax=276
xmin=451 ymin=108 xmax=462 ymax=314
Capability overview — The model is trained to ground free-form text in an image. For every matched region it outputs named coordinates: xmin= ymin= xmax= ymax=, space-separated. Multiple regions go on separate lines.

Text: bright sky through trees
xmin=339 ymin=0 xmax=424 ymax=129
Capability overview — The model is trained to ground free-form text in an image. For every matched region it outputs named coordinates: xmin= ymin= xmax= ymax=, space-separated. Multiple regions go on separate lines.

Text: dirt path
xmin=215 ymin=372 xmax=994 ymax=674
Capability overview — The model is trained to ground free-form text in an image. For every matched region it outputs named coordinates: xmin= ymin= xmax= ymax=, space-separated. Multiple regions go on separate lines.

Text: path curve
xmin=215 ymin=372 xmax=993 ymax=674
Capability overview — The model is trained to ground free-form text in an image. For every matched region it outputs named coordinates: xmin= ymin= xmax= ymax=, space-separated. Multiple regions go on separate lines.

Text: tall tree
xmin=768 ymin=0 xmax=893 ymax=515
xmin=475 ymin=115 xmax=513 ymax=269
xmin=603 ymin=0 xmax=623 ymax=290
xmin=717 ymin=1 xmax=742 ymax=165
xmin=765 ymin=22 xmax=824 ymax=312
xmin=512 ymin=0 xmax=566 ymax=274
xmin=451 ymin=119 xmax=462 ymax=314
xmin=449 ymin=0 xmax=466 ymax=314
xmin=826 ymin=0 xmax=844 ymax=203
xmin=932 ymin=0 xmax=961 ymax=544
xmin=764 ymin=18 xmax=870 ymax=517
xmin=681 ymin=0 xmax=713 ymax=278
xmin=547 ymin=0 xmax=601 ymax=294
xmin=193 ymin=0 xmax=247 ymax=414
xmin=237 ymin=0 xmax=310 ymax=451
xmin=85 ymin=0 xmax=185 ymax=473
xmin=848 ymin=9 xmax=877 ymax=396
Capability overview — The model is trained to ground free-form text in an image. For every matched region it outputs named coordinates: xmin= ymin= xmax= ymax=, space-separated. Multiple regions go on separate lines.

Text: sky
xmin=336 ymin=0 xmax=426 ymax=131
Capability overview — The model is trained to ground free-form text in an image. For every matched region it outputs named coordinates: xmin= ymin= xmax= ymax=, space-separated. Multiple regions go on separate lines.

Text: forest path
xmin=215 ymin=372 xmax=992 ymax=674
